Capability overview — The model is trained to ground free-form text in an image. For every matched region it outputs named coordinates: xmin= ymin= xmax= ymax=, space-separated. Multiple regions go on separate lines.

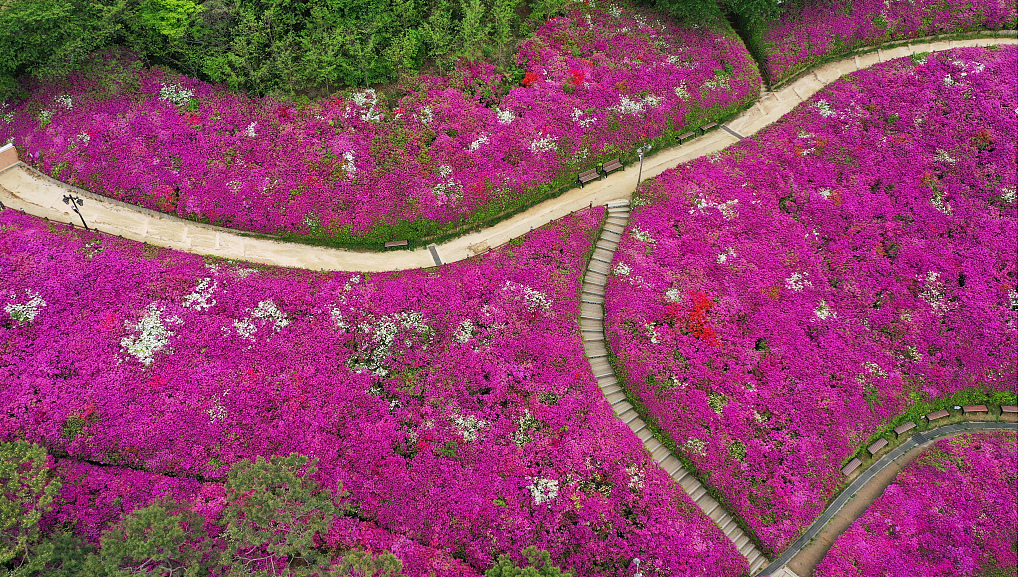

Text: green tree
xmin=0 ymin=441 xmax=60 ymax=568
xmin=485 ymin=547 xmax=573 ymax=577
xmin=90 ymin=499 xmax=219 ymax=577
xmin=139 ymin=0 xmax=204 ymax=38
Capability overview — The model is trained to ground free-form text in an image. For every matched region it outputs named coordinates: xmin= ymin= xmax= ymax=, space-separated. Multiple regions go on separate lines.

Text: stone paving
xmin=0 ymin=37 xmax=1013 ymax=272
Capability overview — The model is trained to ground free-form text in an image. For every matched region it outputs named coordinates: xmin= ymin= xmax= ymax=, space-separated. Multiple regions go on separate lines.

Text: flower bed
xmin=816 ymin=431 xmax=1017 ymax=576
xmin=603 ymin=46 xmax=1017 ymax=555
xmin=741 ymin=0 xmax=1016 ymax=86
xmin=0 ymin=0 xmax=758 ymax=248
xmin=0 ymin=207 xmax=747 ymax=577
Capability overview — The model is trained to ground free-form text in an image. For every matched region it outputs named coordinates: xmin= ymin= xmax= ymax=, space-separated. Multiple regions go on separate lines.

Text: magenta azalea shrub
xmin=754 ymin=0 xmax=1016 ymax=85
xmin=603 ymin=46 xmax=1017 ymax=555
xmin=0 ymin=0 xmax=757 ymax=246
xmin=816 ymin=431 xmax=1018 ymax=577
xmin=0 ymin=207 xmax=747 ymax=577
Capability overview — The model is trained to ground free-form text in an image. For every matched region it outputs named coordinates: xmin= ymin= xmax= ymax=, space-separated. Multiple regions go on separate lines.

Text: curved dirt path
xmin=0 ymin=37 xmax=1014 ymax=272
xmin=757 ymin=420 xmax=1018 ymax=577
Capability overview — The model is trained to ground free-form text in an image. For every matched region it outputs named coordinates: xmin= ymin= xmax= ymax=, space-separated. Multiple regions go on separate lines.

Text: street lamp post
xmin=635 ymin=143 xmax=653 ymax=195
xmin=62 ymin=194 xmax=88 ymax=230
xmin=632 ymin=558 xmax=643 ymax=577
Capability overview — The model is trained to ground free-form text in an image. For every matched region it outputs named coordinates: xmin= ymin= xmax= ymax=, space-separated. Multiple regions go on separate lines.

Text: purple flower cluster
xmin=0 ymin=207 xmax=747 ymax=577
xmin=816 ymin=431 xmax=1017 ymax=576
xmin=758 ymin=0 xmax=1016 ymax=84
xmin=603 ymin=46 xmax=1017 ymax=555
xmin=0 ymin=0 xmax=757 ymax=244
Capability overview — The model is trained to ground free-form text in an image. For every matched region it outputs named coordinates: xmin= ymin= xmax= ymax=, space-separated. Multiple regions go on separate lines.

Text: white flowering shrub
xmin=5 ymin=291 xmax=46 ymax=325
xmin=121 ymin=303 xmax=182 ymax=365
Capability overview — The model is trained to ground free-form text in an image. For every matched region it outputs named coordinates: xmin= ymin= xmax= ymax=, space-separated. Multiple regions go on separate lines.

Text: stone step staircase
xmin=580 ymin=201 xmax=769 ymax=575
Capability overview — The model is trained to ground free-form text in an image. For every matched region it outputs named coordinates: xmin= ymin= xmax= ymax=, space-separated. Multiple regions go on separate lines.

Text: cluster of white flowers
xmin=468 ymin=134 xmax=490 ymax=151
xmin=683 ymin=437 xmax=707 ymax=456
xmin=159 ymin=83 xmax=194 ymax=106
xmin=716 ymin=247 xmax=736 ymax=264
xmin=530 ymin=133 xmax=557 ymax=154
xmin=528 ymin=477 xmax=559 ymax=505
xmin=183 ymin=278 xmax=218 ymax=311
xmin=452 ymin=412 xmax=488 ymax=442
xmin=75 ymin=132 xmax=91 ymax=147
xmin=512 ymin=409 xmax=538 ymax=447
xmin=503 ymin=281 xmax=552 ymax=312
xmin=930 ymin=189 xmax=951 ymax=215
xmin=453 ymin=319 xmax=476 ymax=344
xmin=785 ymin=272 xmax=811 ymax=291
xmin=5 ymin=290 xmax=46 ymax=325
xmin=416 ymin=106 xmax=434 ymax=125
xmin=613 ymin=95 xmax=662 ymax=115
xmin=495 ymin=107 xmax=514 ymax=124
xmin=1001 ymin=186 xmax=1017 ymax=203
xmin=343 ymin=311 xmax=433 ymax=376
xmin=626 ymin=464 xmax=645 ymax=490
xmin=244 ymin=122 xmax=257 ymax=138
xmin=920 ymin=271 xmax=949 ymax=313
xmin=814 ymin=300 xmax=834 ymax=320
xmin=341 ymin=151 xmax=356 ymax=176
xmin=234 ymin=300 xmax=289 ymax=339
xmin=819 ymin=187 xmax=833 ymax=199
xmin=37 ymin=110 xmax=53 ymax=125
xmin=55 ymin=94 xmax=73 ymax=110
xmin=121 ymin=303 xmax=182 ymax=365
xmin=933 ymin=149 xmax=955 ymax=163
xmin=673 ymin=83 xmax=690 ymax=99
xmin=612 ymin=262 xmax=631 ymax=277
xmin=702 ymin=75 xmax=730 ymax=91
xmin=630 ymin=228 xmax=655 ymax=244
xmin=1 ymin=102 xmax=12 ymax=123
xmin=644 ymin=322 xmax=660 ymax=345
xmin=813 ymin=99 xmax=836 ymax=117
xmin=207 ymin=396 xmax=227 ymax=423
xmin=350 ymin=89 xmax=381 ymax=122
xmin=571 ymin=108 xmax=596 ymax=128
xmin=665 ymin=288 xmax=682 ymax=303
xmin=608 ymin=4 xmax=622 ymax=17
xmin=943 ymin=74 xmax=955 ymax=87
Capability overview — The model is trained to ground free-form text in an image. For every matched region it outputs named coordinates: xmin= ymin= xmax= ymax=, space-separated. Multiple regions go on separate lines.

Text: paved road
xmin=759 ymin=420 xmax=1018 ymax=577
xmin=0 ymin=37 xmax=1013 ymax=272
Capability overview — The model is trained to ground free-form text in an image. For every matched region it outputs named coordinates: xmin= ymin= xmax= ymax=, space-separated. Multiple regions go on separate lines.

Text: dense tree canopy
xmin=0 ymin=0 xmax=794 ymax=100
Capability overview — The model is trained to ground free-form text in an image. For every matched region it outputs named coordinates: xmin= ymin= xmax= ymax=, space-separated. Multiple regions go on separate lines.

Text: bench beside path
xmin=0 ymin=37 xmax=1014 ymax=272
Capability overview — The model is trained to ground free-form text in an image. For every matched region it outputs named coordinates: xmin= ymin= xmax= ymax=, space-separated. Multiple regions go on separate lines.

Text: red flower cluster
xmin=521 ymin=71 xmax=540 ymax=87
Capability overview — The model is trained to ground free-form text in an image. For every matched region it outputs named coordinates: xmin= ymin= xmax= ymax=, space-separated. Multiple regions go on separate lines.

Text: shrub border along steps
xmin=758 ymin=416 xmax=1018 ymax=577
xmin=579 ymin=200 xmax=770 ymax=574
xmin=0 ymin=36 xmax=1015 ymax=273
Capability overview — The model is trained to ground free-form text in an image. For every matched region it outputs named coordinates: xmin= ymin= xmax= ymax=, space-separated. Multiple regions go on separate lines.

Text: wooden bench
xmin=579 ymin=168 xmax=600 ymax=186
xmin=677 ymin=131 xmax=696 ymax=144
xmin=841 ymin=458 xmax=862 ymax=477
xmin=867 ymin=438 xmax=888 ymax=456
xmin=964 ymin=404 xmax=988 ymax=413
xmin=384 ymin=240 xmax=409 ymax=248
xmin=1001 ymin=405 xmax=1018 ymax=414
xmin=602 ymin=159 xmax=623 ymax=174
xmin=894 ymin=422 xmax=916 ymax=435
xmin=700 ymin=122 xmax=718 ymax=133
xmin=926 ymin=409 xmax=950 ymax=422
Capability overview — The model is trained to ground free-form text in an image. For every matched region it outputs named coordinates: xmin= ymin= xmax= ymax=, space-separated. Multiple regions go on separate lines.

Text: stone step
xmin=606 ymin=390 xmax=627 ymax=405
xmin=738 ymin=541 xmax=756 ymax=559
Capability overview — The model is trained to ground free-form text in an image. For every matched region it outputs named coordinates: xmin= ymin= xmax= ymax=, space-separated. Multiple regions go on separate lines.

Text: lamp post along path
xmin=635 ymin=142 xmax=653 ymax=195
xmin=62 ymin=194 xmax=88 ymax=230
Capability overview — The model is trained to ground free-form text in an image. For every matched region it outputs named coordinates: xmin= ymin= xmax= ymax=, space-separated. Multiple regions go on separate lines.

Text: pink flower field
xmin=816 ymin=431 xmax=1017 ymax=577
xmin=0 ymin=0 xmax=758 ymax=247
xmin=753 ymin=0 xmax=1016 ymax=85
xmin=0 ymin=207 xmax=747 ymax=577
xmin=604 ymin=46 xmax=1017 ymax=555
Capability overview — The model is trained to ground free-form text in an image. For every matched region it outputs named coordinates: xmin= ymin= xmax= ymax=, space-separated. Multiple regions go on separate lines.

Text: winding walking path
xmin=579 ymin=204 xmax=770 ymax=573
xmin=758 ymin=420 xmax=1018 ymax=577
xmin=0 ymin=37 xmax=1014 ymax=272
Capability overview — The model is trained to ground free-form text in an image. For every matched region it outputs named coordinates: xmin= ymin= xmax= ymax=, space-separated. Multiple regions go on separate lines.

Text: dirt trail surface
xmin=758 ymin=421 xmax=1018 ymax=577
xmin=0 ymin=37 xmax=1014 ymax=272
